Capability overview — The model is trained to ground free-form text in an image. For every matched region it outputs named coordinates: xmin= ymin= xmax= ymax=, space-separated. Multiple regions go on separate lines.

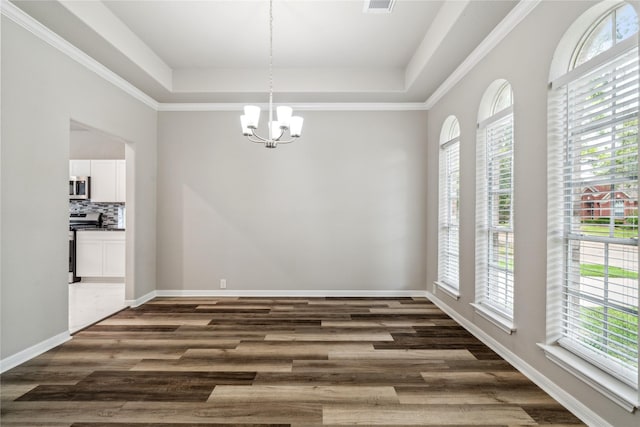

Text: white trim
xmin=0 ymin=331 xmax=71 ymax=373
xmin=427 ymin=292 xmax=614 ymax=427
xmin=439 ymin=135 xmax=460 ymax=149
xmin=1 ymin=0 xmax=538 ymax=113
xmin=0 ymin=0 xmax=159 ymax=110
xmin=477 ymin=105 xmax=514 ymax=129
xmin=539 ymin=343 xmax=639 ymax=412
xmin=551 ymin=36 xmax=638 ymax=88
xmin=155 ymin=289 xmax=426 ymax=298
xmin=1 ymin=0 xmax=543 ymax=114
xmin=125 ymin=290 xmax=157 ymax=308
xmin=158 ymin=102 xmax=429 ymax=112
xmin=425 ymin=0 xmax=541 ymax=109
xmin=433 ymin=281 xmax=460 ymax=300
xmin=471 ymin=302 xmax=516 ymax=334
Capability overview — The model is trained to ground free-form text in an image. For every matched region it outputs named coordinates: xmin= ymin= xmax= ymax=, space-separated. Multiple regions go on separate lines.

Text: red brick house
xmin=581 ymin=185 xmax=638 ymax=219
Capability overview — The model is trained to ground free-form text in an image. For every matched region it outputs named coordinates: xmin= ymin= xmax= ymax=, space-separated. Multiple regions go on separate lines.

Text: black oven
xmin=69 ymin=230 xmax=78 ymax=283
xmin=69 ymin=212 xmax=102 ymax=283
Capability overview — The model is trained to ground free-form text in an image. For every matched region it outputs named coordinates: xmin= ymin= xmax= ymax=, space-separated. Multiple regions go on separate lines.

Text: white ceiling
xmin=10 ymin=0 xmax=518 ymax=104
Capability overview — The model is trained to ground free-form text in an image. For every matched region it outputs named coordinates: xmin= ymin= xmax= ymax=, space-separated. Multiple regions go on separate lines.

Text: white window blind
xmin=558 ymin=46 xmax=639 ymax=387
xmin=438 ymin=138 xmax=460 ymax=290
xmin=478 ymin=110 xmax=515 ymax=320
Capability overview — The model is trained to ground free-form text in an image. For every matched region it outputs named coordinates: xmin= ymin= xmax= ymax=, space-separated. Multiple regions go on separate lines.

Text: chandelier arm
xmin=276 ymin=138 xmax=298 ymax=144
xmin=249 ymin=130 xmax=270 ymax=143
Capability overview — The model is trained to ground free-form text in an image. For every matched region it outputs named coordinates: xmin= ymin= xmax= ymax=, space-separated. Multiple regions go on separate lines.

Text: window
xmin=546 ymin=2 xmax=639 ymax=404
xmin=437 ymin=116 xmax=461 ymax=297
xmin=474 ymin=80 xmax=515 ymax=332
xmin=573 ymin=3 xmax=639 ymax=68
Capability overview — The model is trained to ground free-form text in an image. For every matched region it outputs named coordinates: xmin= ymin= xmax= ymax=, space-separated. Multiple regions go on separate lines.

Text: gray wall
xmin=70 ymin=129 xmax=125 ymax=160
xmin=157 ymin=110 xmax=428 ymax=292
xmin=1 ymin=17 xmax=157 ymax=358
xmin=426 ymin=1 xmax=638 ymax=426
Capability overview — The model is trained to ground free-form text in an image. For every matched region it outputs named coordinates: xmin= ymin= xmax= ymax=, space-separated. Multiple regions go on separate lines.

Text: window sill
xmin=434 ymin=281 xmax=460 ymax=300
xmin=538 ymin=343 xmax=639 ymax=412
xmin=471 ymin=303 xmax=516 ymax=334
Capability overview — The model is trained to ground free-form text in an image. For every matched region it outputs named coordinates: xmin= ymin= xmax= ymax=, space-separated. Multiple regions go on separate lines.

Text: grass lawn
xmin=581 ymin=224 xmax=638 ymax=239
xmin=580 ymin=306 xmax=638 ymax=365
xmin=581 ymin=263 xmax=639 ymax=279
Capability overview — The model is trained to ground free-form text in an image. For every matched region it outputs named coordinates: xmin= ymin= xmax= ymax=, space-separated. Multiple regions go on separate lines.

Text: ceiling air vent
xmin=363 ymin=0 xmax=395 ymax=14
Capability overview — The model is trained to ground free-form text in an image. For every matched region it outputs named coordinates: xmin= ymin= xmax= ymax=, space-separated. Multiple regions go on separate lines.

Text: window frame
xmin=473 ymin=83 xmax=516 ymax=334
xmin=544 ymin=3 xmax=640 ymax=411
xmin=571 ymin=3 xmax=638 ymax=69
xmin=436 ymin=117 xmax=461 ymax=300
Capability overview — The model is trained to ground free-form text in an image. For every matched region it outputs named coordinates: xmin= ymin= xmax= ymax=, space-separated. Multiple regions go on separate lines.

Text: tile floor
xmin=68 ymin=281 xmax=126 ymax=333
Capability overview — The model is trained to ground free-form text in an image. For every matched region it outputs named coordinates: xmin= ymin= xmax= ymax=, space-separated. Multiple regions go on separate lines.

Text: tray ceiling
xmin=10 ymin=0 xmax=518 ymax=104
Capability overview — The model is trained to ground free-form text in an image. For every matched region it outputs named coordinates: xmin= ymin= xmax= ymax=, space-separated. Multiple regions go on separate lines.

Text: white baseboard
xmin=125 ymin=290 xmax=157 ymax=308
xmin=0 ymin=331 xmax=71 ymax=374
xmin=155 ymin=289 xmax=426 ymax=298
xmin=426 ymin=291 xmax=612 ymax=427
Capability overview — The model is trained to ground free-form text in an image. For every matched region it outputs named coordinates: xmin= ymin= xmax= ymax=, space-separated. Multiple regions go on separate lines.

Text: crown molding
xmin=1 ymin=0 xmax=159 ymax=110
xmin=3 ymin=0 xmax=537 ymax=113
xmin=425 ymin=0 xmax=541 ymax=109
xmin=158 ymin=102 xmax=429 ymax=112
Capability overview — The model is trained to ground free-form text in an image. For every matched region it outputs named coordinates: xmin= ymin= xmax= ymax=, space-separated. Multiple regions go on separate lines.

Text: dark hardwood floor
xmin=0 ymin=297 xmax=585 ymax=426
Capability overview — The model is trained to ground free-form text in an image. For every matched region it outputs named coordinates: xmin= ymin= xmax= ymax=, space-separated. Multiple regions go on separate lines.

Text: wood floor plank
xmin=328 ymin=349 xmax=476 ymax=360
xmin=209 ymin=385 xmax=399 ymax=404
xmin=322 ymin=404 xmax=537 ymax=425
xmin=265 ymin=332 xmax=394 ymax=341
xmin=395 ymin=389 xmax=557 ymax=405
xmin=235 ymin=342 xmax=375 ymax=357
xmin=253 ymin=372 xmax=432 ymax=386
xmin=115 ymin=401 xmax=322 ymax=423
xmin=98 ymin=317 xmax=212 ymax=326
xmin=131 ymin=359 xmax=292 ymax=372
xmin=0 ymin=297 xmax=585 ymax=426
xmin=0 ymin=401 xmax=128 ymax=423
xmin=321 ymin=320 xmax=436 ymax=327
xmin=0 ymin=384 xmax=38 ymax=402
xmin=292 ymin=359 xmax=446 ymax=373
xmin=17 ymin=371 xmax=255 ymax=402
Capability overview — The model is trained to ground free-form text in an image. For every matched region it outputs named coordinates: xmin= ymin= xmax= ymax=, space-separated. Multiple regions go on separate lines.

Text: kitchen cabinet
xmin=116 ymin=160 xmax=126 ymax=203
xmin=76 ymin=230 xmax=125 ymax=277
xmin=90 ymin=160 xmax=125 ymax=203
xmin=69 ymin=160 xmax=91 ymax=177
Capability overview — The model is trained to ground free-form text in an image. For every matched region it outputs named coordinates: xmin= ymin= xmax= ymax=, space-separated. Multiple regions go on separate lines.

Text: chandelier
xmin=240 ymin=0 xmax=304 ymax=148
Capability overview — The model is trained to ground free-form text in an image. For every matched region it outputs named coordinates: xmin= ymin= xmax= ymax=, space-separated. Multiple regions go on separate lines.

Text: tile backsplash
xmin=70 ymin=200 xmax=125 ymax=227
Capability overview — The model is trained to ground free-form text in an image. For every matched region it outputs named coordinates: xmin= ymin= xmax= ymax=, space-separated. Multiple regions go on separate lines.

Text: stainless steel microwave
xmin=69 ymin=176 xmax=90 ymax=200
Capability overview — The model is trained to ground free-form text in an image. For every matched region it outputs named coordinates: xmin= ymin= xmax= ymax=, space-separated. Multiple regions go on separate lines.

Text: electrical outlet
xmin=220 ymin=279 xmax=227 ymax=289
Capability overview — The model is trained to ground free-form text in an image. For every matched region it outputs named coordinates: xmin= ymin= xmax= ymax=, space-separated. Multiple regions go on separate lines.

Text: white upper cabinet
xmin=90 ymin=160 xmax=117 ymax=202
xmin=116 ymin=160 xmax=126 ymax=203
xmin=91 ymin=160 xmax=127 ymax=202
xmin=69 ymin=160 xmax=91 ymax=177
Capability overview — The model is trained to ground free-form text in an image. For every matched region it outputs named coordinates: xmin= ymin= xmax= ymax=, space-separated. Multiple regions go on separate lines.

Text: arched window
xmin=437 ymin=116 xmax=461 ymax=297
xmin=474 ymin=80 xmax=515 ymax=332
xmin=546 ymin=2 xmax=639 ymax=398
xmin=572 ymin=3 xmax=639 ymax=68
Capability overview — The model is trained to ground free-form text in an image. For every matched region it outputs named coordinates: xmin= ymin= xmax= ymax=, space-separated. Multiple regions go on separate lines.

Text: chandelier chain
xmin=269 ymin=0 xmax=273 ymax=98
xmin=240 ymin=0 xmax=302 ymax=147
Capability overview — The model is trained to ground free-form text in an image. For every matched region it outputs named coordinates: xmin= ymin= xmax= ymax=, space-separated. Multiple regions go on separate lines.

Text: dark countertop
xmin=76 ymin=227 xmax=125 ymax=232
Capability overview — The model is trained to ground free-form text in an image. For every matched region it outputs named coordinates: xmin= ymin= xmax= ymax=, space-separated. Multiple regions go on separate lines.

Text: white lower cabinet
xmin=76 ymin=231 xmax=125 ymax=277
xmin=103 ymin=240 xmax=126 ymax=276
